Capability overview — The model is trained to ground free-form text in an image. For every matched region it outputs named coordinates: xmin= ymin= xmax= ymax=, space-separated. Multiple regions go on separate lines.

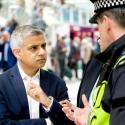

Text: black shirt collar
xmin=96 ymin=34 xmax=125 ymax=63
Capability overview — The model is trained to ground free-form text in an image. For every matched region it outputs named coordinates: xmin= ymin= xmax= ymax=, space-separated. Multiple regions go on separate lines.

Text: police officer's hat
xmin=89 ymin=0 xmax=125 ymax=24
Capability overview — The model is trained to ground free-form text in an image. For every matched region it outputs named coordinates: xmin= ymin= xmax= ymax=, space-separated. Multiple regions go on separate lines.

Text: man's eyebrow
xmin=42 ymin=42 xmax=46 ymax=45
xmin=41 ymin=43 xmax=46 ymax=46
xmin=28 ymin=44 xmax=38 ymax=47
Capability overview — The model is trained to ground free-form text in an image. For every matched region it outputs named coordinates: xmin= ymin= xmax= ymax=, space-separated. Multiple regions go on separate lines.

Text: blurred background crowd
xmin=0 ymin=0 xmax=100 ymax=81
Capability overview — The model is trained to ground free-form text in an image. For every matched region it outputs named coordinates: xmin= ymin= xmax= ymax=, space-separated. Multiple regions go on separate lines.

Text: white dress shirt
xmin=17 ymin=62 xmax=52 ymax=125
xmin=89 ymin=75 xmax=100 ymax=107
xmin=18 ymin=62 xmax=40 ymax=118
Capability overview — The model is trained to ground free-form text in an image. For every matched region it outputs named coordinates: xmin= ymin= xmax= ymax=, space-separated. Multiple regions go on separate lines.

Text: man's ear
xmin=12 ymin=49 xmax=21 ymax=59
xmin=102 ymin=15 xmax=111 ymax=32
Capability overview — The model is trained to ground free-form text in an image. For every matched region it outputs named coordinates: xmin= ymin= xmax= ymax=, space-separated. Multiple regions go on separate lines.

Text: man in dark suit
xmin=0 ymin=25 xmax=70 ymax=125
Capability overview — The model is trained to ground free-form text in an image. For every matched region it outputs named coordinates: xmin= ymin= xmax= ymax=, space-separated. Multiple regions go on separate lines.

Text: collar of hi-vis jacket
xmin=95 ymin=34 xmax=125 ymax=64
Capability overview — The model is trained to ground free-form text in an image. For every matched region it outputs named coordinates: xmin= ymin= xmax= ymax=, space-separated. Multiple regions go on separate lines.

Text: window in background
xmin=81 ymin=12 xmax=86 ymax=25
xmin=73 ymin=8 xmax=79 ymax=24
xmin=63 ymin=7 xmax=70 ymax=22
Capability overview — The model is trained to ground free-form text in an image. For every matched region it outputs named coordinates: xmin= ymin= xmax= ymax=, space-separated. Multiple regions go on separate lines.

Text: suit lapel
xmin=9 ymin=65 xmax=30 ymax=117
xmin=39 ymin=70 xmax=50 ymax=95
xmin=39 ymin=70 xmax=50 ymax=117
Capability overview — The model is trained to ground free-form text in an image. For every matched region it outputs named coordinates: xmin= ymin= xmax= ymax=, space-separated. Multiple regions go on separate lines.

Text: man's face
xmin=97 ymin=16 xmax=113 ymax=52
xmin=16 ymin=34 xmax=47 ymax=70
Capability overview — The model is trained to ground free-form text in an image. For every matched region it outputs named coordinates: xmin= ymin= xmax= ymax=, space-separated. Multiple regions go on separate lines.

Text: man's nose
xmin=38 ymin=47 xmax=46 ymax=55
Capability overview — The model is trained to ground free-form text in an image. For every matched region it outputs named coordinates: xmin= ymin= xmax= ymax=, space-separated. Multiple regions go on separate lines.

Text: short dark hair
xmin=97 ymin=7 xmax=125 ymax=28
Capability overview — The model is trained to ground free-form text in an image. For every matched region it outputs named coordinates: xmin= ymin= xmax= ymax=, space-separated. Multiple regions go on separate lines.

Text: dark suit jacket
xmin=0 ymin=64 xmax=69 ymax=125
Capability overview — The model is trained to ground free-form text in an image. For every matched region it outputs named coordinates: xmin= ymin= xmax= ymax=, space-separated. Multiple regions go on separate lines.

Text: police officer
xmin=61 ymin=0 xmax=125 ymax=125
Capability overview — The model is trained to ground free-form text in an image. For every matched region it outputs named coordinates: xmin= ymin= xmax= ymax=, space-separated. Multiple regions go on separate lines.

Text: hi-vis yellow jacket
xmin=88 ymin=55 xmax=125 ymax=125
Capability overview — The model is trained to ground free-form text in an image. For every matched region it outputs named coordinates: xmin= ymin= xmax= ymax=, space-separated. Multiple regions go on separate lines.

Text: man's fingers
xmin=62 ymin=107 xmax=75 ymax=121
xmin=27 ymin=83 xmax=35 ymax=93
xmin=59 ymin=100 xmax=71 ymax=107
xmin=62 ymin=107 xmax=74 ymax=114
xmin=27 ymin=82 xmax=40 ymax=90
xmin=27 ymin=87 xmax=39 ymax=98
xmin=62 ymin=107 xmax=70 ymax=114
xmin=66 ymin=113 xmax=74 ymax=121
xmin=82 ymin=94 xmax=90 ymax=108
xmin=59 ymin=100 xmax=68 ymax=105
xmin=28 ymin=83 xmax=36 ymax=88
xmin=27 ymin=83 xmax=42 ymax=95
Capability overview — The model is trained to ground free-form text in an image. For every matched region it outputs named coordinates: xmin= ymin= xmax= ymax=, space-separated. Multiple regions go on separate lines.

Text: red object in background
xmin=70 ymin=26 xmax=98 ymax=42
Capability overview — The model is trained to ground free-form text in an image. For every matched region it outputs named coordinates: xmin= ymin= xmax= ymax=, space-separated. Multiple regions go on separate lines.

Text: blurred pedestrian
xmin=56 ymin=36 xmax=67 ymax=79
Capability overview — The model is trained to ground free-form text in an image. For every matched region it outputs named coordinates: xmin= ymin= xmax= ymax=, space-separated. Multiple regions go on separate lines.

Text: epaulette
xmin=113 ymin=55 xmax=125 ymax=69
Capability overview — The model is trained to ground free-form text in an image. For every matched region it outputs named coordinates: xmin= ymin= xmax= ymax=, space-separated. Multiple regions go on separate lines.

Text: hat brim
xmin=89 ymin=13 xmax=98 ymax=24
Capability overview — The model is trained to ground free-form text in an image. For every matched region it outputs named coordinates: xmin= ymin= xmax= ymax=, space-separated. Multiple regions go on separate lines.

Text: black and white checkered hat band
xmin=94 ymin=0 xmax=125 ymax=12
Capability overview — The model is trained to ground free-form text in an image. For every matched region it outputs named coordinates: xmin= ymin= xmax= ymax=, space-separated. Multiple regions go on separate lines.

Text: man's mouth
xmin=37 ymin=59 xmax=46 ymax=62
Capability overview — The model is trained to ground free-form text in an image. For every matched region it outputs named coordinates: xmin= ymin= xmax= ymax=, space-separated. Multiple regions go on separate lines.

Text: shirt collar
xmin=96 ymin=34 xmax=125 ymax=63
xmin=17 ymin=62 xmax=40 ymax=81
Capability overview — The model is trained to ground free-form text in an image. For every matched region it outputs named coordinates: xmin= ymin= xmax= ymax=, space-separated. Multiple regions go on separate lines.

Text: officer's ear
xmin=102 ymin=15 xmax=111 ymax=32
xmin=12 ymin=48 xmax=21 ymax=59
